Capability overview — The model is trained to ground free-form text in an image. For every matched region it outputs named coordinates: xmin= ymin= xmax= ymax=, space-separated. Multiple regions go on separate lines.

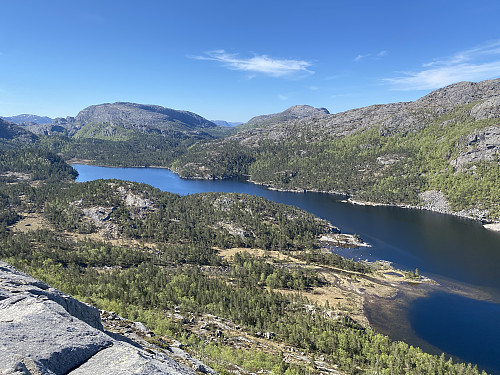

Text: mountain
xmin=1 ymin=114 xmax=53 ymax=125
xmin=240 ymin=104 xmax=330 ymax=130
xmin=73 ymin=102 xmax=217 ymax=139
xmin=171 ymin=78 xmax=500 ymax=222
xmin=211 ymin=120 xmax=244 ymax=127
xmin=31 ymin=103 xmax=221 ymax=168
xmin=0 ymin=118 xmax=38 ymax=144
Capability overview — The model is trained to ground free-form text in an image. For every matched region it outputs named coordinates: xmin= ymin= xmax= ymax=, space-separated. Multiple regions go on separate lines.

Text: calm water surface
xmin=75 ymin=164 xmax=500 ymax=374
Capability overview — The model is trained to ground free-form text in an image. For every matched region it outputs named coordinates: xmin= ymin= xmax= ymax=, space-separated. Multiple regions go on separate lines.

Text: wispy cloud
xmin=384 ymin=40 xmax=500 ymax=90
xmin=354 ymin=50 xmax=387 ymax=62
xmin=354 ymin=54 xmax=370 ymax=62
xmin=278 ymin=94 xmax=289 ymax=100
xmin=192 ymin=50 xmax=314 ymax=78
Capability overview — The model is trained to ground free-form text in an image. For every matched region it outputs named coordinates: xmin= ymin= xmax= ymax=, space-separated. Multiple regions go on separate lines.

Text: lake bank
xmin=73 ymin=164 xmax=500 ymax=374
xmin=71 ymin=161 xmax=499 ymax=228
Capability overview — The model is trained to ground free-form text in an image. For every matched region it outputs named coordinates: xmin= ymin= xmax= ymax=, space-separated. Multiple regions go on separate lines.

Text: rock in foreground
xmin=0 ymin=261 xmax=198 ymax=375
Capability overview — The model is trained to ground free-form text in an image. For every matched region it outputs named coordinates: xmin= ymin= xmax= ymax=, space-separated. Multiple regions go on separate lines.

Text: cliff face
xmin=0 ymin=261 xmax=200 ymax=375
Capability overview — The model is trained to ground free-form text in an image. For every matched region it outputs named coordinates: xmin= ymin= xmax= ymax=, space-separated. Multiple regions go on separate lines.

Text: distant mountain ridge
xmin=0 ymin=118 xmax=38 ymax=144
xmin=74 ymin=102 xmax=216 ymax=136
xmin=1 ymin=114 xmax=53 ymax=125
xmin=241 ymin=105 xmax=330 ymax=130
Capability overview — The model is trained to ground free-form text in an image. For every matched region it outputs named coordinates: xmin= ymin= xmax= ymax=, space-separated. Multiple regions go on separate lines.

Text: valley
xmin=1 ymin=78 xmax=499 ymax=374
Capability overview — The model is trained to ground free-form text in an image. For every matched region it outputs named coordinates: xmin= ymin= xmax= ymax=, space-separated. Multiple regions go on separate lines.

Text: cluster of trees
xmin=294 ymin=248 xmax=370 ymax=273
xmin=230 ymin=251 xmax=326 ymax=290
xmin=37 ymin=131 xmax=207 ymax=168
xmin=0 ymin=230 xmax=487 ymax=375
xmin=0 ymin=147 xmax=78 ymax=182
xmin=40 ymin=180 xmax=330 ymax=251
xmin=171 ymin=140 xmax=256 ymax=178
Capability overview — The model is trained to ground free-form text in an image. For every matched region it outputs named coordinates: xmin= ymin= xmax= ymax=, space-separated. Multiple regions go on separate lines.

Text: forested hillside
xmin=172 ymin=79 xmax=500 ymax=222
xmin=8 ymin=102 xmax=224 ymax=167
xmin=0 ymin=146 xmax=489 ymax=374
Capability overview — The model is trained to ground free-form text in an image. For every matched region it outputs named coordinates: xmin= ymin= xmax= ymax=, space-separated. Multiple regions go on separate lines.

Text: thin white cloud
xmin=355 ymin=50 xmax=387 ymax=62
xmin=354 ymin=54 xmax=370 ymax=62
xmin=384 ymin=40 xmax=500 ymax=90
xmin=278 ymin=94 xmax=289 ymax=100
xmin=192 ymin=50 xmax=313 ymax=78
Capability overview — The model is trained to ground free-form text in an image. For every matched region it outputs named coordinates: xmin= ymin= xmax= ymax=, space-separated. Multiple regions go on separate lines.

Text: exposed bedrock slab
xmin=0 ymin=261 xmax=199 ymax=375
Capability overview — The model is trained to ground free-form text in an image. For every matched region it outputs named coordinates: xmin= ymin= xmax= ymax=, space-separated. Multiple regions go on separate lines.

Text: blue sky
xmin=1 ymin=0 xmax=500 ymax=122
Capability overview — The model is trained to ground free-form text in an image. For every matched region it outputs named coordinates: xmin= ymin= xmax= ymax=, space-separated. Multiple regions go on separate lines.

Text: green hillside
xmin=172 ymin=81 xmax=500 ymax=222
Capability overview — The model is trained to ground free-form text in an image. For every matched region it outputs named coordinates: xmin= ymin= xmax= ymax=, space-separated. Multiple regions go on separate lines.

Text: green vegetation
xmin=37 ymin=131 xmax=211 ymax=167
xmin=40 ymin=179 xmax=329 ymax=251
xmin=231 ymin=251 xmax=326 ymax=290
xmin=0 ymin=147 xmax=78 ymax=182
xmin=0 ymin=126 xmax=492 ymax=374
xmin=0 ymin=147 xmax=488 ymax=374
xmin=1 ymin=230 xmax=487 ymax=375
xmin=172 ymin=104 xmax=500 ymax=220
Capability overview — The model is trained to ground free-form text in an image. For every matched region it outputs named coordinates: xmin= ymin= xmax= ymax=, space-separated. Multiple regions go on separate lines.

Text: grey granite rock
xmin=415 ymin=79 xmax=500 ymax=110
xmin=245 ymin=105 xmax=330 ymax=129
xmin=0 ymin=261 xmax=203 ymax=375
xmin=470 ymin=96 xmax=500 ymax=120
xmin=418 ymin=190 xmax=452 ymax=214
xmin=69 ymin=342 xmax=193 ymax=375
xmin=0 ymin=262 xmax=103 ymax=330
xmin=0 ymin=288 xmax=113 ymax=374
xmin=75 ymin=102 xmax=216 ymax=133
xmin=451 ymin=125 xmax=500 ymax=170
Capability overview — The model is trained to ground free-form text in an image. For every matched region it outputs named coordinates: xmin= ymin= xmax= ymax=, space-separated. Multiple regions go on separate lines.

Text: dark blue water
xmin=74 ymin=164 xmax=500 ymax=373
xmin=410 ymin=292 xmax=500 ymax=374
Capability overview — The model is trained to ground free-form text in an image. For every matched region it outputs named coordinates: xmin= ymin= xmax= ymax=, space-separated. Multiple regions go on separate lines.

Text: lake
xmin=74 ymin=164 xmax=500 ymax=374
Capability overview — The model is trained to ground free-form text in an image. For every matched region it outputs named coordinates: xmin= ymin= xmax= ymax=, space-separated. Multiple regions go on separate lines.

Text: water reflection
xmin=74 ymin=164 xmax=500 ymax=373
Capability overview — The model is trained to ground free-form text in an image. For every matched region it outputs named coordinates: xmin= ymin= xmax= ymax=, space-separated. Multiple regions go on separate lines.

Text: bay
xmin=74 ymin=164 xmax=500 ymax=374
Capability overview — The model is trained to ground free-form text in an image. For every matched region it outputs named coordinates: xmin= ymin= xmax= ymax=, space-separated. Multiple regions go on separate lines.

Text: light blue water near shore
xmin=74 ymin=164 xmax=500 ymax=374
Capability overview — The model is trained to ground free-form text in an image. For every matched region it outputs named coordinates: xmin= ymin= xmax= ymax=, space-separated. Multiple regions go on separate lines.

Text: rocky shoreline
xmin=71 ymin=162 xmax=500 ymax=231
xmin=249 ymin=179 xmax=500 ymax=231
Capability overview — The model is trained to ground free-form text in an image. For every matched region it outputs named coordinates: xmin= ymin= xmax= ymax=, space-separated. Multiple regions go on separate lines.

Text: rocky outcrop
xmin=75 ymin=102 xmax=216 ymax=135
xmin=418 ymin=190 xmax=452 ymax=214
xmin=225 ymin=78 xmax=500 ymax=146
xmin=451 ymin=125 xmax=500 ymax=170
xmin=0 ymin=261 xmax=201 ymax=375
xmin=415 ymin=79 xmax=500 ymax=111
xmin=244 ymin=105 xmax=330 ymax=129
xmin=470 ymin=96 xmax=500 ymax=120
